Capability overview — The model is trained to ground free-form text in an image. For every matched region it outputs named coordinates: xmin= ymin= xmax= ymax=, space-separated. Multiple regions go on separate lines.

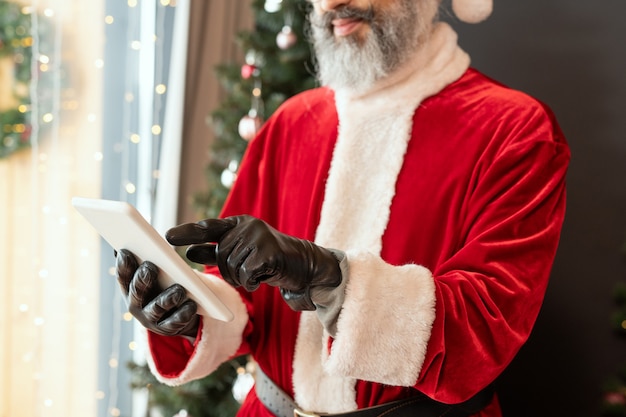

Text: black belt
xmin=255 ymin=367 xmax=494 ymax=417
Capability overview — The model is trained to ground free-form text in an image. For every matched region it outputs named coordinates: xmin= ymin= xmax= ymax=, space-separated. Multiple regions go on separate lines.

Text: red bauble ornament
xmin=241 ymin=64 xmax=258 ymax=80
xmin=276 ymin=26 xmax=297 ymax=50
xmin=238 ymin=113 xmax=262 ymax=141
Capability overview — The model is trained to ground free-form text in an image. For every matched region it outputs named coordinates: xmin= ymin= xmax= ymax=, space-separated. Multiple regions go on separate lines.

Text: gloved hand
xmin=115 ymin=249 xmax=199 ymax=338
xmin=165 ymin=215 xmax=342 ymax=311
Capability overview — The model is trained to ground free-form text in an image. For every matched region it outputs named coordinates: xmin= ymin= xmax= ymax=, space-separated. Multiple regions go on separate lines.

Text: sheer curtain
xmin=0 ymin=0 xmax=104 ymax=416
xmin=0 ymin=0 xmax=253 ymax=415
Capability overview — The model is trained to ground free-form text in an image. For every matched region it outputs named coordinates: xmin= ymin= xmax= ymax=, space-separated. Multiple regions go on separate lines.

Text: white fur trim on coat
xmin=325 ymin=250 xmax=435 ymax=386
xmin=145 ymin=271 xmax=249 ymax=386
xmin=292 ymin=23 xmax=469 ymax=413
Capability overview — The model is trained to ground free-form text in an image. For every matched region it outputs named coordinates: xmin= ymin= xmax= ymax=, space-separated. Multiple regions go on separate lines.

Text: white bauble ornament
xmin=276 ymin=25 xmax=297 ymax=50
xmin=264 ymin=0 xmax=282 ymax=13
xmin=220 ymin=160 xmax=239 ymax=188
xmin=221 ymin=168 xmax=236 ymax=188
xmin=238 ymin=113 xmax=262 ymax=141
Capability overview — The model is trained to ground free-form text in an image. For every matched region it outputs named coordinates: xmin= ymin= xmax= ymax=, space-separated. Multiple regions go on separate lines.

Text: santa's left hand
xmin=165 ymin=215 xmax=342 ymax=311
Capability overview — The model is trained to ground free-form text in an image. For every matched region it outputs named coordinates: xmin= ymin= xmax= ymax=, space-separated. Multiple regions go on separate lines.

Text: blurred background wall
xmin=447 ymin=1 xmax=626 ymax=415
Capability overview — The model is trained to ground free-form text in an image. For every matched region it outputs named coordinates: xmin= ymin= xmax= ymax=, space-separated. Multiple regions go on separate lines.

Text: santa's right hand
xmin=115 ymin=249 xmax=200 ymax=338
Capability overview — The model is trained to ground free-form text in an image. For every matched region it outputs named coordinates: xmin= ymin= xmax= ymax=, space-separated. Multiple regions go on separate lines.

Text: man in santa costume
xmin=115 ymin=0 xmax=570 ymax=415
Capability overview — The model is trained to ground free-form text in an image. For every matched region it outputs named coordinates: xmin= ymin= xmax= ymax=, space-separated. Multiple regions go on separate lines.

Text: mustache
xmin=309 ymin=5 xmax=375 ymax=29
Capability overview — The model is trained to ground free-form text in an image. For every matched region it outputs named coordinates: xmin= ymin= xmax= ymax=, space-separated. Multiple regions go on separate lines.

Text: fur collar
xmin=292 ymin=22 xmax=470 ymax=413
xmin=315 ymin=22 xmax=470 ymax=254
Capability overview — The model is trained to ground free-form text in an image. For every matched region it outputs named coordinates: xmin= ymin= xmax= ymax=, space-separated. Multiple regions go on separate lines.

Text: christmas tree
xmin=193 ymin=0 xmax=316 ymax=218
xmin=601 ymin=242 xmax=626 ymax=416
xmin=130 ymin=1 xmax=315 ymax=416
xmin=128 ymin=359 xmax=246 ymax=417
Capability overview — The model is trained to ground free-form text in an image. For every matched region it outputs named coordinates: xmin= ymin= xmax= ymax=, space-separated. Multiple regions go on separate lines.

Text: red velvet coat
xmin=145 ymin=64 xmax=569 ymax=416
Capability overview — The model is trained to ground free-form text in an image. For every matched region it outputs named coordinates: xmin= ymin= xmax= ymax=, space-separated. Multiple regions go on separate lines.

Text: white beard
xmin=308 ymin=0 xmax=439 ymax=95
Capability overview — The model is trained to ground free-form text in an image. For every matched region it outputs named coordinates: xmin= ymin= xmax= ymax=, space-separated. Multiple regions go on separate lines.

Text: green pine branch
xmin=192 ymin=0 xmax=316 ymax=219
xmin=128 ymin=358 xmax=247 ymax=417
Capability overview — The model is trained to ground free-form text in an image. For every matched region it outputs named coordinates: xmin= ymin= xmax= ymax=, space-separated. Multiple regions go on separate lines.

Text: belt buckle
xmin=293 ymin=409 xmax=320 ymax=417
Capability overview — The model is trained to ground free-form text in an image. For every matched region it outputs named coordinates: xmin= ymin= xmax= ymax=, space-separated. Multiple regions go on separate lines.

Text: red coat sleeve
xmin=411 ymin=96 xmax=570 ymax=402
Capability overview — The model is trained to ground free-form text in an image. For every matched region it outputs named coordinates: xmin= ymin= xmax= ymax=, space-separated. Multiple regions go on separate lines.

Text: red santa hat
xmin=452 ymin=0 xmax=493 ymax=23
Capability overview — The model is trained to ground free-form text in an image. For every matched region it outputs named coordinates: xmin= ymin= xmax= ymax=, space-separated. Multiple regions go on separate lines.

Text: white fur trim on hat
xmin=452 ymin=0 xmax=493 ymax=23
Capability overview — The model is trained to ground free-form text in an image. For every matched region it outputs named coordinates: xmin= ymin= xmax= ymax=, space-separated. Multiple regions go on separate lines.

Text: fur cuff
xmin=146 ymin=272 xmax=249 ymax=386
xmin=325 ymin=250 xmax=436 ymax=386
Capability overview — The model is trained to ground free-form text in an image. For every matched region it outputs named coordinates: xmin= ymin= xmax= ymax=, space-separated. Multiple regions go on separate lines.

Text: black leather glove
xmin=165 ymin=215 xmax=342 ymax=311
xmin=115 ymin=249 xmax=199 ymax=338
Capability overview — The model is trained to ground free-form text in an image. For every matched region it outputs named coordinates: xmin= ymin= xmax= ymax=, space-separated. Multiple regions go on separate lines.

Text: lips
xmin=331 ymin=17 xmax=363 ymax=37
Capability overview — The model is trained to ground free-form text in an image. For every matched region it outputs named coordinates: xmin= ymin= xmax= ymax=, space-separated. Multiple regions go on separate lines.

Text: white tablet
xmin=72 ymin=197 xmax=233 ymax=322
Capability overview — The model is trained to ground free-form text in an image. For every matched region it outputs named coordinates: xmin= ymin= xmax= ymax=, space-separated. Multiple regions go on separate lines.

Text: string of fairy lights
xmin=28 ymin=2 xmax=43 ymax=416
xmin=104 ymin=1 xmax=176 ymax=416
xmin=3 ymin=0 xmax=174 ymax=416
xmin=3 ymin=1 xmax=269 ymax=415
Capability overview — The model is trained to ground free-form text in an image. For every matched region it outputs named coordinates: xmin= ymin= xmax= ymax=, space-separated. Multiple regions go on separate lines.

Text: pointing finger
xmin=165 ymin=218 xmax=238 ymax=246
